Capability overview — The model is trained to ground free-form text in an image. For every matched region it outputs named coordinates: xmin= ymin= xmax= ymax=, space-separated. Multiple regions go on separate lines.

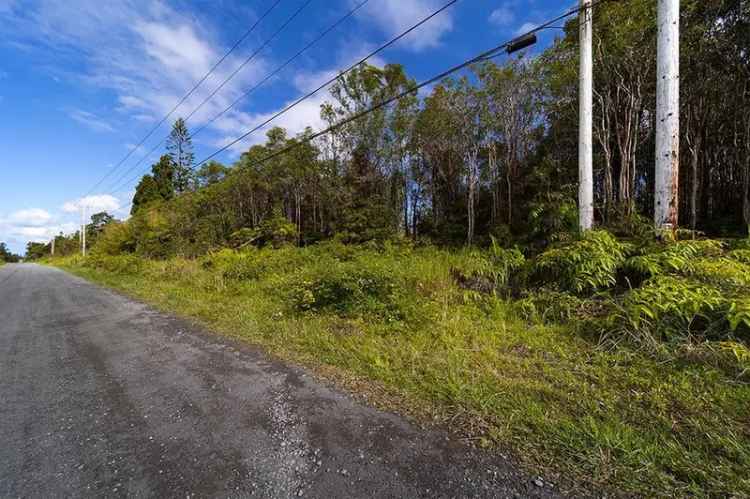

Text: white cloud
xmin=356 ymin=0 xmax=454 ymax=51
xmin=0 ymin=0 xmax=270 ymax=156
xmin=68 ymin=108 xmax=115 ymax=133
xmin=0 ymin=208 xmax=77 ymax=249
xmin=515 ymin=22 xmax=538 ymax=36
xmin=62 ymin=194 xmax=120 ymax=214
xmin=489 ymin=6 xmax=515 ymax=27
xmin=8 ymin=208 xmax=52 ymax=226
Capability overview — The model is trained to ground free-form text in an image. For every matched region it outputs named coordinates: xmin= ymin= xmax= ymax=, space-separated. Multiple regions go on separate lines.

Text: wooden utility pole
xmin=81 ymin=205 xmax=87 ymax=256
xmin=579 ymin=0 xmax=594 ymax=231
xmin=654 ymin=0 xmax=680 ymax=231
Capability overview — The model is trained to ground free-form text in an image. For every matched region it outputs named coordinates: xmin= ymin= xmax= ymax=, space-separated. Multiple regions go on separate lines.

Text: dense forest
xmin=38 ymin=0 xmax=748 ymax=257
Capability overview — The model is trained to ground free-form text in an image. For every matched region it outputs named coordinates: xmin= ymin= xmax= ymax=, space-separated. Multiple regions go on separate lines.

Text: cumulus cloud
xmin=62 ymin=194 xmax=121 ymax=214
xmin=356 ymin=0 xmax=454 ymax=51
xmin=8 ymin=208 xmax=52 ymax=227
xmin=0 ymin=209 xmax=77 ymax=249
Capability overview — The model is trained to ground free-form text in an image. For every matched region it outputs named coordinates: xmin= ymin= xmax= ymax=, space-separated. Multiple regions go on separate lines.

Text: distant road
xmin=0 ymin=264 xmax=559 ymax=498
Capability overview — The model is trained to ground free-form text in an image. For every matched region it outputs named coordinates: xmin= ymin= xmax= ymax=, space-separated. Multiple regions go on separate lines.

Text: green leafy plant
xmin=533 ymin=230 xmax=629 ymax=294
xmin=616 ymin=276 xmax=728 ymax=343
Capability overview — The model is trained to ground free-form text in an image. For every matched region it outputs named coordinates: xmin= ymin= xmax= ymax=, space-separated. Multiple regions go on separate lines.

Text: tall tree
xmin=167 ymin=118 xmax=195 ymax=193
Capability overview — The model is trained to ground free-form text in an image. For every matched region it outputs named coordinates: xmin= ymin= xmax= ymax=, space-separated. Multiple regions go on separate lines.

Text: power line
xmin=104 ymin=0 xmax=315 ymax=195
xmin=120 ymin=0 xmax=617 ymax=214
xmin=108 ymin=0 xmax=458 ymax=195
xmin=106 ymin=0 xmax=369 ymax=197
xmin=82 ymin=0 xmax=284 ymax=197
xmin=197 ymin=0 xmax=616 ymax=167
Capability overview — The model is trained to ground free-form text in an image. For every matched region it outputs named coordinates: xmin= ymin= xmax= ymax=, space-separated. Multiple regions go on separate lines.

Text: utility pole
xmin=654 ymin=0 xmax=680 ymax=232
xmin=80 ymin=205 xmax=87 ymax=256
xmin=51 ymin=237 xmax=55 ymax=256
xmin=579 ymin=0 xmax=594 ymax=231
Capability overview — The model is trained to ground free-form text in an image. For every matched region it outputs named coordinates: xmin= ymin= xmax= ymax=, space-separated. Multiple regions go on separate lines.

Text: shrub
xmin=622 ymin=239 xmax=725 ymax=285
xmin=92 ymin=221 xmax=135 ymax=256
xmin=291 ymin=262 xmax=402 ymax=321
xmin=687 ymin=257 xmax=750 ymax=292
xmin=87 ymin=254 xmax=143 ymax=274
xmin=616 ymin=276 xmax=728 ymax=343
xmin=533 ymin=230 xmax=629 ymax=294
xmin=200 ymin=248 xmax=263 ymax=281
xmin=450 ymin=244 xmax=525 ymax=295
xmin=728 ymin=249 xmax=750 ymax=265
xmin=516 ymin=289 xmax=592 ymax=323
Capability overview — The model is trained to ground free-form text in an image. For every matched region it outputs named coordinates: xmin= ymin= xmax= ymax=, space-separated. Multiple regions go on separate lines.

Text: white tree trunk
xmin=655 ymin=0 xmax=680 ymax=230
xmin=579 ymin=0 xmax=594 ymax=231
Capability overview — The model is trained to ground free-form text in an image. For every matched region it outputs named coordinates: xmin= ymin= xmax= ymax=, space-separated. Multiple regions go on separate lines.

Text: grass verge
xmin=47 ymin=245 xmax=750 ymax=497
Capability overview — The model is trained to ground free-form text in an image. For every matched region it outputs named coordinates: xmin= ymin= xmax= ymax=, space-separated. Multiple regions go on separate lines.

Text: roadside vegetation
xmin=50 ymin=230 xmax=750 ymax=497
xmin=0 ymin=242 xmax=20 ymax=265
xmin=33 ymin=0 xmax=750 ymax=496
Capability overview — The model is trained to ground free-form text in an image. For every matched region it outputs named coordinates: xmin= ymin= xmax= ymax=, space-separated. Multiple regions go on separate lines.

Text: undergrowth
xmin=48 ymin=234 xmax=750 ymax=497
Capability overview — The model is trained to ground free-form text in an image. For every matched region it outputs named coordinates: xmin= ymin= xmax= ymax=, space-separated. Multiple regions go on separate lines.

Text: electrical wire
xmin=197 ymin=0 xmax=612 ymax=166
xmin=106 ymin=0 xmax=459 ymax=195
xmin=104 ymin=0 xmax=316 ymax=194
xmin=83 ymin=0 xmax=284 ymax=197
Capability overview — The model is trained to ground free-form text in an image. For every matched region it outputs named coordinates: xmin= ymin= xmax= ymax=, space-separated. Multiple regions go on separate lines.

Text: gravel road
xmin=0 ymin=263 xmax=562 ymax=498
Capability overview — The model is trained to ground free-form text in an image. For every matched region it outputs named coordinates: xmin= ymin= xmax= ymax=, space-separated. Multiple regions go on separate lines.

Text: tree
xmin=131 ymin=175 xmax=161 ymax=215
xmin=167 ymin=118 xmax=195 ymax=193
xmin=152 ymin=154 xmax=175 ymax=200
xmin=0 ymin=242 xmax=20 ymax=262
xmin=25 ymin=241 xmax=48 ymax=260
xmin=196 ymin=161 xmax=228 ymax=187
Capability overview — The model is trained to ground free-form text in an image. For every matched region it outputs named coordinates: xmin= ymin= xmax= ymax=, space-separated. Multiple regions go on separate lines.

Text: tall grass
xmin=51 ymin=242 xmax=750 ymax=497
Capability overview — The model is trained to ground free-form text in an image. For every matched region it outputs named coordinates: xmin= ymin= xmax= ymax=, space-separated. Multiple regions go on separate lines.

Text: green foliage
xmin=91 ymin=221 xmax=134 ymax=256
xmin=0 ymin=242 xmax=20 ymax=263
xmin=616 ymin=276 xmax=729 ymax=343
xmin=200 ymin=248 xmax=264 ymax=281
xmin=623 ymin=239 xmax=725 ymax=283
xmin=533 ymin=230 xmax=629 ymax=294
xmin=258 ymin=215 xmax=298 ymax=248
xmin=291 ymin=261 xmax=402 ymax=322
xmin=728 ymin=249 xmax=750 ymax=265
xmin=450 ymin=243 xmax=525 ymax=294
xmin=86 ymin=254 xmax=143 ymax=274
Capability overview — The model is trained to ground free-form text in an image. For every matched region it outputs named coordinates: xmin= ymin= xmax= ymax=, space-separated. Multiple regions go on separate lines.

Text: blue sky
xmin=0 ymin=0 xmax=567 ymax=254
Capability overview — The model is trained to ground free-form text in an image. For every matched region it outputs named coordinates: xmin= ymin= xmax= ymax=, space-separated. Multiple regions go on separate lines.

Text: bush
xmin=92 ymin=221 xmax=135 ymax=256
xmin=533 ymin=230 xmax=629 ymax=294
xmin=291 ymin=261 xmax=403 ymax=322
xmin=622 ymin=240 xmax=725 ymax=284
xmin=728 ymin=249 xmax=750 ymax=265
xmin=616 ymin=276 xmax=729 ymax=343
xmin=687 ymin=257 xmax=750 ymax=292
xmin=87 ymin=254 xmax=143 ymax=274
xmin=516 ymin=289 xmax=596 ymax=324
xmin=450 ymin=244 xmax=525 ymax=295
xmin=200 ymin=248 xmax=264 ymax=281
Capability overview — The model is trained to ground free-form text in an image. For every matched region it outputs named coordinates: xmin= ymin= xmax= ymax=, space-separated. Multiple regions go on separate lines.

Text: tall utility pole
xmin=654 ymin=0 xmax=680 ymax=231
xmin=80 ymin=205 xmax=87 ymax=256
xmin=579 ymin=0 xmax=594 ymax=231
xmin=51 ymin=237 xmax=55 ymax=256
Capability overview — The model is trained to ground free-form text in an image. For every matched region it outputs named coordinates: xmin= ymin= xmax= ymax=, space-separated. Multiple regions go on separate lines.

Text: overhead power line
xmin=120 ymin=0 xmax=617 ymax=213
xmin=196 ymin=0 xmax=616 ymax=167
xmin=105 ymin=0 xmax=315 ymax=194
xmin=106 ymin=0 xmax=370 ymax=196
xmin=108 ymin=0 xmax=458 ymax=195
xmin=82 ymin=0 xmax=284 ymax=197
